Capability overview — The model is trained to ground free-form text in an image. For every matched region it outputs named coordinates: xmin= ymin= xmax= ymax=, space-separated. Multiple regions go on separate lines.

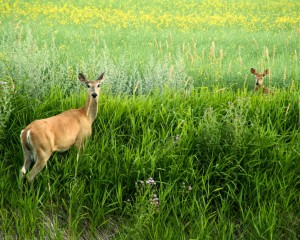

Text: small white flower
xmin=146 ymin=177 xmax=155 ymax=185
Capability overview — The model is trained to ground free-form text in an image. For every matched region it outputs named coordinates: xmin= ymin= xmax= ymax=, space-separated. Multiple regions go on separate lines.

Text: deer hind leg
xmin=20 ymin=147 xmax=33 ymax=177
xmin=27 ymin=149 xmax=52 ymax=183
xmin=20 ymin=130 xmax=33 ymax=177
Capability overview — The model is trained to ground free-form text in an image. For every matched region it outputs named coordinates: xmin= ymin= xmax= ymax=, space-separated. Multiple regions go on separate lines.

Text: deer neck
xmin=82 ymin=96 xmax=98 ymax=123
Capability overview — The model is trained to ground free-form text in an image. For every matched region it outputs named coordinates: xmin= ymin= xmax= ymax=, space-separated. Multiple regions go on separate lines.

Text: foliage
xmin=1 ymin=0 xmax=299 ymax=30
xmin=0 ymin=0 xmax=299 ymax=239
xmin=0 ymin=79 xmax=13 ymax=152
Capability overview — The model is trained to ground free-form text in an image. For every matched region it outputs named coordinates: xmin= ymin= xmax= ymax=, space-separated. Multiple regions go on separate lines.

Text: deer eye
xmin=86 ymin=84 xmax=91 ymax=88
xmin=97 ymin=84 xmax=101 ymax=88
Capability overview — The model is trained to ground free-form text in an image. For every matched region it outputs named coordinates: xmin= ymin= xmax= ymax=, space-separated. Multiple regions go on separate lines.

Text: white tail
xmin=20 ymin=72 xmax=105 ymax=182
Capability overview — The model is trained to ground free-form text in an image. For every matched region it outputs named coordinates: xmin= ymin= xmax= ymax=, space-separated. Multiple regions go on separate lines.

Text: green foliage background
xmin=0 ymin=0 xmax=299 ymax=239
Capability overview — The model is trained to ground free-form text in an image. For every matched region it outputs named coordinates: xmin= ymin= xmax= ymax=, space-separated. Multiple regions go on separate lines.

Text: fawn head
xmin=78 ymin=72 xmax=105 ymax=100
xmin=250 ymin=68 xmax=269 ymax=89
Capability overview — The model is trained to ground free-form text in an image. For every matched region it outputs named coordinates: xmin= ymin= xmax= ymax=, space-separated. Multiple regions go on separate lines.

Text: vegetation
xmin=0 ymin=0 xmax=299 ymax=239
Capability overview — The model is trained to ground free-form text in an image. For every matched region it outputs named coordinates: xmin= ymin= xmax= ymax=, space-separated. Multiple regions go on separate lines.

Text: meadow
xmin=0 ymin=0 xmax=300 ymax=239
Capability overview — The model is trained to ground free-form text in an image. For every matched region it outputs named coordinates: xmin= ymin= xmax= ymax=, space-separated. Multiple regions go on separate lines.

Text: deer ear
xmin=78 ymin=73 xmax=87 ymax=83
xmin=264 ymin=69 xmax=269 ymax=76
xmin=97 ymin=72 xmax=105 ymax=81
xmin=250 ymin=68 xmax=256 ymax=75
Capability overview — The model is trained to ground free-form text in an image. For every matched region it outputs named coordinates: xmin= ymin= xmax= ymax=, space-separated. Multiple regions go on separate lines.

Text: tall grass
xmin=0 ymin=0 xmax=299 ymax=239
xmin=1 ymin=22 xmax=299 ymax=96
xmin=1 ymin=88 xmax=299 ymax=239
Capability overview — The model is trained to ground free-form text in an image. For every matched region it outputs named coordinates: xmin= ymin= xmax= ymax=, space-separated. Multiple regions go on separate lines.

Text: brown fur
xmin=250 ymin=68 xmax=273 ymax=94
xmin=20 ymin=72 xmax=105 ymax=183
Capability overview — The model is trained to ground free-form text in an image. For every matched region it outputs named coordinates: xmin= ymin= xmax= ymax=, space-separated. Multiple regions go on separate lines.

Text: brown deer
xmin=20 ymin=72 xmax=105 ymax=183
xmin=250 ymin=68 xmax=272 ymax=94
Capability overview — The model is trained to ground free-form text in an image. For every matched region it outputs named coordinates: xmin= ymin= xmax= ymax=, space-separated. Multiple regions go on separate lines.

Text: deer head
xmin=251 ymin=68 xmax=269 ymax=90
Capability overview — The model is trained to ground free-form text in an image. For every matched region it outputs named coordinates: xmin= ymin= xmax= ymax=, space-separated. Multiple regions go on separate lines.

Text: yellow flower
xmin=0 ymin=0 xmax=299 ymax=31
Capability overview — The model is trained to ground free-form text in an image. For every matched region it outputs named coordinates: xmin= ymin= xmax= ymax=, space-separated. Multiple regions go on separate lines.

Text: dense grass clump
xmin=1 ymin=88 xmax=299 ymax=239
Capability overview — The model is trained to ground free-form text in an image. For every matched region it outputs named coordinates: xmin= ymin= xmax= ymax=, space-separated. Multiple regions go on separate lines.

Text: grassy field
xmin=0 ymin=0 xmax=300 ymax=239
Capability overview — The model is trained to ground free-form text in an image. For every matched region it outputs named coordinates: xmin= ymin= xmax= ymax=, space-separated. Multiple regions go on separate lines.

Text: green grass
xmin=1 ymin=88 xmax=299 ymax=239
xmin=0 ymin=0 xmax=300 ymax=239
xmin=1 ymin=22 xmax=299 ymax=95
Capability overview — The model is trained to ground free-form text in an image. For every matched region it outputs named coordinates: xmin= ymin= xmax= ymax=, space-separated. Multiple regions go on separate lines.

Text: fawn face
xmin=251 ymin=68 xmax=269 ymax=89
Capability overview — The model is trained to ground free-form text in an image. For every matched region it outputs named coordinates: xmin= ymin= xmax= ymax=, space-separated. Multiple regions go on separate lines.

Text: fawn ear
xmin=78 ymin=73 xmax=88 ymax=83
xmin=264 ymin=69 xmax=269 ymax=76
xmin=250 ymin=68 xmax=256 ymax=75
xmin=97 ymin=72 xmax=105 ymax=81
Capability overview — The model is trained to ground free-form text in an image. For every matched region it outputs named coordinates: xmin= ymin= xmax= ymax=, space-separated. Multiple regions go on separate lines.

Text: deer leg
xmin=74 ymin=139 xmax=84 ymax=178
xmin=27 ymin=150 xmax=51 ymax=183
xmin=20 ymin=145 xmax=33 ymax=177
xmin=75 ymin=138 xmax=84 ymax=161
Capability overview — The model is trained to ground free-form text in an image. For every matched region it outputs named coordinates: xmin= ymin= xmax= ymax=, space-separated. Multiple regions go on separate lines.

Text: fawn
xmin=250 ymin=68 xmax=272 ymax=94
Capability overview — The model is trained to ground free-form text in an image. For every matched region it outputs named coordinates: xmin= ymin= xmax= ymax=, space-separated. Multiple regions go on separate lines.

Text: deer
xmin=250 ymin=68 xmax=273 ymax=94
xmin=20 ymin=72 xmax=105 ymax=183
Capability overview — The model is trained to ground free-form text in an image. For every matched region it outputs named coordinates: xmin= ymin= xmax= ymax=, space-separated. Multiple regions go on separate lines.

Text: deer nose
xmin=91 ymin=93 xmax=97 ymax=98
xmin=256 ymin=82 xmax=260 ymax=86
